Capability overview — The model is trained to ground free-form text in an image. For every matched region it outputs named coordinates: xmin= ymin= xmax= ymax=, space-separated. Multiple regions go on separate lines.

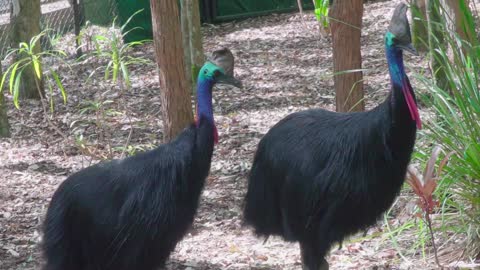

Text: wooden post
xmin=180 ymin=0 xmax=205 ymax=95
xmin=411 ymin=0 xmax=429 ymax=52
xmin=71 ymin=0 xmax=84 ymax=58
xmin=180 ymin=0 xmax=193 ymax=95
xmin=150 ymin=0 xmax=194 ymax=142
xmin=330 ymin=0 xmax=364 ymax=112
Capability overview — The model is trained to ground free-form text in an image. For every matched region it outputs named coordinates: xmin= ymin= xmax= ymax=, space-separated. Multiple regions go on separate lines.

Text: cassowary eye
xmin=213 ymin=70 xmax=221 ymax=77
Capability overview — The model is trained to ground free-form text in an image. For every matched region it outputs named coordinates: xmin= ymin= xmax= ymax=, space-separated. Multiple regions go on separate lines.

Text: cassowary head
xmin=387 ymin=3 xmax=418 ymax=55
xmin=209 ymin=47 xmax=235 ymax=77
xmin=196 ymin=61 xmax=242 ymax=144
xmin=198 ymin=61 xmax=242 ymax=88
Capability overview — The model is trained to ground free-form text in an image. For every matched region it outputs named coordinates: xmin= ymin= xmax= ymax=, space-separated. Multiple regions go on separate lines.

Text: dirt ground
xmin=0 ymin=0 xmax=478 ymax=269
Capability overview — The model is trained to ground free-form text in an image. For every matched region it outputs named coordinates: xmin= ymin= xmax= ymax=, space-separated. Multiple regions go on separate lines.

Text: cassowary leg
xmin=300 ymin=242 xmax=329 ymax=270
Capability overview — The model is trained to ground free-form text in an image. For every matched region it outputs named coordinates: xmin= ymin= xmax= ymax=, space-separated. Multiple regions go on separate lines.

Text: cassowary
xmin=41 ymin=61 xmax=242 ymax=270
xmin=243 ymin=4 xmax=420 ymax=270
xmin=209 ymin=47 xmax=235 ymax=77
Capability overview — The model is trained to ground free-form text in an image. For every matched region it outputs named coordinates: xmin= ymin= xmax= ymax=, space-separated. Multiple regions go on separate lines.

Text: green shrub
xmin=414 ymin=0 xmax=480 ymax=257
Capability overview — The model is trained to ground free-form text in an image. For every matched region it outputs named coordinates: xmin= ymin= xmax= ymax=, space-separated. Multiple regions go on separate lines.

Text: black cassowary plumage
xmin=41 ymin=61 xmax=241 ymax=270
xmin=42 ymin=119 xmax=213 ymax=270
xmin=243 ymin=4 xmax=420 ymax=270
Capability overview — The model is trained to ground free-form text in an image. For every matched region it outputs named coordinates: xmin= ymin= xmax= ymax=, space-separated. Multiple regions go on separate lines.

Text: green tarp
xmin=114 ymin=0 xmax=314 ymax=43
xmin=83 ymin=0 xmax=116 ymax=26
xmin=116 ymin=0 xmax=153 ymax=43
xmin=212 ymin=0 xmax=313 ymax=22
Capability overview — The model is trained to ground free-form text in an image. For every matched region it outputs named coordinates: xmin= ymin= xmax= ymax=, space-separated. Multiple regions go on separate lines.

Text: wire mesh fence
xmin=0 ymin=0 xmax=117 ymax=56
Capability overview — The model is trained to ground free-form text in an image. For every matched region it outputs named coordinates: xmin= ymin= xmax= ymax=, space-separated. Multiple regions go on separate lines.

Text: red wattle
xmin=402 ymin=81 xmax=422 ymax=129
xmin=195 ymin=115 xmax=218 ymax=144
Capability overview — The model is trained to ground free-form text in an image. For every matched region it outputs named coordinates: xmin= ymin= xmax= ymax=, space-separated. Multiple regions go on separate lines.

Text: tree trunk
xmin=329 ymin=0 xmax=364 ymax=112
xmin=180 ymin=0 xmax=205 ymax=96
xmin=0 ymin=60 xmax=11 ymax=138
xmin=411 ymin=0 xmax=429 ymax=52
xmin=150 ymin=0 xmax=194 ymax=142
xmin=426 ymin=0 xmax=449 ymax=91
xmin=444 ymin=0 xmax=474 ymax=41
xmin=10 ymin=0 xmax=44 ymax=99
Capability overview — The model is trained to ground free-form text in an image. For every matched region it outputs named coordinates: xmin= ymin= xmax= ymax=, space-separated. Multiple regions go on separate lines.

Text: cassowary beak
xmin=216 ymin=74 xmax=243 ymax=89
xmin=398 ymin=43 xmax=418 ymax=56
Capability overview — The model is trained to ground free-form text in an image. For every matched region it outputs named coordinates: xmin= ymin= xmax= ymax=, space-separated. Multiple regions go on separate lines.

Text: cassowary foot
xmin=320 ymin=259 xmax=329 ymax=270
xmin=301 ymin=258 xmax=329 ymax=270
xmin=302 ymin=259 xmax=329 ymax=270
xmin=300 ymin=242 xmax=329 ymax=270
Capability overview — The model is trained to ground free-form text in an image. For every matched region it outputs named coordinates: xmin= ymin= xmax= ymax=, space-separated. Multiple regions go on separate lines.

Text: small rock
xmin=7 ymin=248 xmax=20 ymax=257
xmin=1 ymin=211 xmax=12 ymax=218
xmin=28 ymin=164 xmax=40 ymax=171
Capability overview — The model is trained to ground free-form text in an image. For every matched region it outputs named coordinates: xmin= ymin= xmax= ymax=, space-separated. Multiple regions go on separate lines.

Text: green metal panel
xmin=212 ymin=0 xmax=314 ymax=22
xmin=113 ymin=0 xmax=314 ymax=43
xmin=115 ymin=0 xmax=153 ymax=43
xmin=83 ymin=0 xmax=116 ymax=26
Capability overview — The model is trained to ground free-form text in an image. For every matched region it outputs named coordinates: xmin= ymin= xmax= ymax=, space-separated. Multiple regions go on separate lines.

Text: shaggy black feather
xmin=41 ymin=118 xmax=214 ymax=270
xmin=243 ymin=4 xmax=418 ymax=270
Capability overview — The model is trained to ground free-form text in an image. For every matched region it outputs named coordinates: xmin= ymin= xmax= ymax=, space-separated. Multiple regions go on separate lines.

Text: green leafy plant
xmin=414 ymin=0 xmax=480 ymax=258
xmin=0 ymin=30 xmax=70 ymax=141
xmin=76 ymin=10 xmax=152 ymax=160
xmin=313 ymin=0 xmax=329 ymax=29
xmin=87 ymin=9 xmax=152 ymax=91
xmin=0 ymin=30 xmax=67 ymax=110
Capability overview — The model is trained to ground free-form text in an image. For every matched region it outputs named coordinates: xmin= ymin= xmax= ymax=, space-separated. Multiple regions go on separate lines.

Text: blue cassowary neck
xmin=196 ymin=78 xmax=215 ymax=124
xmin=386 ymin=45 xmax=406 ymax=89
xmin=384 ymin=39 xmax=421 ymax=129
xmin=386 ymin=43 xmax=410 ymax=111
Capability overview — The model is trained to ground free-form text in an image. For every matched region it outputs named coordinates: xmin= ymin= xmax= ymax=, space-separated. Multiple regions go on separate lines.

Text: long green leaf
xmin=120 ymin=62 xmax=130 ymax=88
xmin=112 ymin=62 xmax=119 ymax=83
xmin=48 ymin=81 xmax=54 ymax=112
xmin=4 ymin=48 xmax=19 ymax=60
xmin=94 ymin=35 xmax=109 ymax=42
xmin=120 ymin=9 xmax=144 ymax=32
xmin=32 ymin=55 xmax=42 ymax=79
xmin=51 ymin=69 xmax=67 ymax=104
xmin=19 ymin=42 xmax=29 ymax=50
xmin=121 ymin=26 xmax=144 ymax=39
xmin=9 ymin=62 xmax=20 ymax=94
xmin=13 ymin=70 xmax=23 ymax=109
xmin=105 ymin=61 xmax=113 ymax=81
xmin=0 ymin=64 xmax=15 ymax=92
xmin=29 ymin=32 xmax=46 ymax=51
